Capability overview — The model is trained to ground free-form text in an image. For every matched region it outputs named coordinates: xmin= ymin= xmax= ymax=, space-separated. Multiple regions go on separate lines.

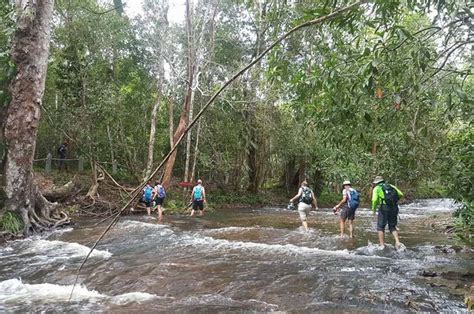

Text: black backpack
xmin=300 ymin=187 xmax=313 ymax=204
xmin=382 ymin=183 xmax=399 ymax=208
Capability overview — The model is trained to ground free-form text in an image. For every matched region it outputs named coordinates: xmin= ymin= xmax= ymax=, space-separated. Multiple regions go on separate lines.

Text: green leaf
xmin=364 ymin=112 xmax=372 ymax=123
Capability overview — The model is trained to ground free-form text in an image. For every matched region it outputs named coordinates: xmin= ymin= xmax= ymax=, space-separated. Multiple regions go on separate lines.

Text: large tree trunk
xmin=245 ymin=2 xmax=268 ymax=193
xmin=162 ymin=0 xmax=195 ymax=188
xmin=183 ymin=79 xmax=196 ymax=183
xmin=190 ymin=118 xmax=201 ymax=182
xmin=2 ymin=0 xmax=69 ymax=236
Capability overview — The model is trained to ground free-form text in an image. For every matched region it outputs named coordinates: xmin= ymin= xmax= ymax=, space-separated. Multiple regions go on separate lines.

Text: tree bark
xmin=190 ymin=118 xmax=202 ymax=182
xmin=106 ymin=124 xmax=115 ymax=165
xmin=168 ymin=97 xmax=174 ymax=148
xmin=144 ymin=97 xmax=160 ymax=180
xmin=2 ymin=0 xmax=68 ymax=235
xmin=183 ymin=80 xmax=196 ymax=183
xmin=162 ymin=0 xmax=195 ymax=187
xmin=246 ymin=8 xmax=266 ymax=193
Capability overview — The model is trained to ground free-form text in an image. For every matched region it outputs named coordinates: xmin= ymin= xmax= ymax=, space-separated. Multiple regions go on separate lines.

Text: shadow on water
xmin=0 ymin=199 xmax=471 ymax=312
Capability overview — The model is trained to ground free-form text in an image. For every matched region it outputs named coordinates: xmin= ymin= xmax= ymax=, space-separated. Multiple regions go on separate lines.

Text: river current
xmin=0 ymin=199 xmax=472 ymax=312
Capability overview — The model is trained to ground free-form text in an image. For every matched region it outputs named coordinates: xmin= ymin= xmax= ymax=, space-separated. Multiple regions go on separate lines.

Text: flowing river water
xmin=0 ymin=199 xmax=472 ymax=312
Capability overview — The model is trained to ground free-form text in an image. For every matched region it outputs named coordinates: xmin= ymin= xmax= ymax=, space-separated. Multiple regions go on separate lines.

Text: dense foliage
xmin=1 ymin=0 xmax=472 ymax=231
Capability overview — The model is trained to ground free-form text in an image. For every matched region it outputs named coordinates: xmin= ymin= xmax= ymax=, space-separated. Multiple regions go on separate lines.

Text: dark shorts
xmin=340 ymin=205 xmax=355 ymax=220
xmin=193 ymin=200 xmax=204 ymax=211
xmin=377 ymin=205 xmax=399 ymax=232
xmin=144 ymin=201 xmax=153 ymax=208
xmin=155 ymin=197 xmax=165 ymax=206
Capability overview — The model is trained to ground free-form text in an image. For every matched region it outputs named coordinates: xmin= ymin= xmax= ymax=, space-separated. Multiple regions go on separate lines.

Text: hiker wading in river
xmin=290 ymin=180 xmax=318 ymax=231
xmin=371 ymin=176 xmax=404 ymax=249
xmin=190 ymin=179 xmax=206 ymax=216
xmin=333 ymin=180 xmax=360 ymax=238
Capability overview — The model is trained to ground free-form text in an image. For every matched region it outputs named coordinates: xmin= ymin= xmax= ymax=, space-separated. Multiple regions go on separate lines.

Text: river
xmin=0 ymin=199 xmax=472 ymax=312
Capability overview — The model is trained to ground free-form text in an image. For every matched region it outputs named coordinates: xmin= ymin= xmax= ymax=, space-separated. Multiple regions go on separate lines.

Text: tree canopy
xmin=0 ymin=0 xmax=472 ymax=234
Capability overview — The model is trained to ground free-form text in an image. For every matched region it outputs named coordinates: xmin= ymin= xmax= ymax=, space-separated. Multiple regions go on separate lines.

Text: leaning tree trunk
xmin=2 ymin=0 xmax=67 ymax=236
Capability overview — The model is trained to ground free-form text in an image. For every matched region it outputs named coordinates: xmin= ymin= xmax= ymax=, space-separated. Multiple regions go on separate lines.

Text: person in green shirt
xmin=371 ymin=176 xmax=404 ymax=249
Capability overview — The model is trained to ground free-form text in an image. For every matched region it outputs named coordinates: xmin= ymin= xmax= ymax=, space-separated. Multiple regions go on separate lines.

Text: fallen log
xmin=42 ymin=181 xmax=75 ymax=202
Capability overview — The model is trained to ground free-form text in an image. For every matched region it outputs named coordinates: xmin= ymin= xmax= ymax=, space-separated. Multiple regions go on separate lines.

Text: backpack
xmin=382 ymin=183 xmax=398 ymax=208
xmin=300 ymin=187 xmax=313 ymax=204
xmin=347 ymin=189 xmax=360 ymax=210
xmin=158 ymin=185 xmax=166 ymax=198
xmin=143 ymin=186 xmax=153 ymax=202
xmin=193 ymin=186 xmax=203 ymax=201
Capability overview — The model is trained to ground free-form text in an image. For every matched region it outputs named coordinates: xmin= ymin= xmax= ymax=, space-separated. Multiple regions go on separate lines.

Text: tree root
xmin=77 ymin=196 xmax=118 ymax=217
xmin=53 ymin=211 xmax=70 ymax=228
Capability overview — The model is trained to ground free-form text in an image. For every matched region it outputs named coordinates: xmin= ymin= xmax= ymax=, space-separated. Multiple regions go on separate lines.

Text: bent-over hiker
xmin=190 ymin=179 xmax=206 ymax=216
xmin=333 ymin=180 xmax=359 ymax=238
xmin=290 ymin=180 xmax=317 ymax=232
xmin=371 ymin=176 xmax=404 ymax=249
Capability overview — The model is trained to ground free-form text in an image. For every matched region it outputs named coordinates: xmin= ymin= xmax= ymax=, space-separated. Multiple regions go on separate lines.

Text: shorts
xmin=340 ymin=205 xmax=355 ymax=220
xmin=155 ymin=197 xmax=165 ymax=206
xmin=144 ymin=201 xmax=153 ymax=208
xmin=193 ymin=200 xmax=204 ymax=211
xmin=377 ymin=205 xmax=399 ymax=232
xmin=297 ymin=202 xmax=312 ymax=221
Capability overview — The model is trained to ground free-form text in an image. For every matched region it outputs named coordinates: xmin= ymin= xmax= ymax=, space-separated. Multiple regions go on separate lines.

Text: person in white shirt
xmin=333 ymin=180 xmax=357 ymax=238
xmin=289 ymin=180 xmax=317 ymax=231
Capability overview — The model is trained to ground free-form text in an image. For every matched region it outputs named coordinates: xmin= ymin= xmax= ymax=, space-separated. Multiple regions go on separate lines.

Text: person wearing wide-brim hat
xmin=371 ymin=176 xmax=404 ymax=249
xmin=333 ymin=180 xmax=359 ymax=238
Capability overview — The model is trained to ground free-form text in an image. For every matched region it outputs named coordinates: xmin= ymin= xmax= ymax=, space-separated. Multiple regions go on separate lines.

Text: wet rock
xmin=435 ymin=245 xmax=466 ymax=254
xmin=420 ymin=270 xmax=437 ymax=277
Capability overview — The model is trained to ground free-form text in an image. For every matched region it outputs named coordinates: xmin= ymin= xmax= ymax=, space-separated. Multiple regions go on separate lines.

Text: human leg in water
xmin=348 ymin=219 xmax=354 ymax=238
xmin=302 ymin=220 xmax=309 ymax=231
xmin=377 ymin=207 xmax=388 ymax=247
xmin=391 ymin=230 xmax=402 ymax=249
xmin=388 ymin=207 xmax=402 ymax=249
xmin=339 ymin=218 xmax=345 ymax=237
xmin=378 ymin=231 xmax=385 ymax=247
xmin=298 ymin=203 xmax=311 ymax=231
xmin=155 ymin=198 xmax=164 ymax=221
xmin=157 ymin=205 xmax=163 ymax=221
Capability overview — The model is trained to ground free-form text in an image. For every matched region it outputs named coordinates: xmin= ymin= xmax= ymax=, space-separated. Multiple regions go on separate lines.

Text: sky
xmin=124 ymin=0 xmax=186 ymax=23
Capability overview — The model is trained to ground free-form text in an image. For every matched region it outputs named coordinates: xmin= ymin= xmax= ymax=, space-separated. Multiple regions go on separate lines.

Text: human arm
xmin=391 ymin=185 xmax=404 ymax=199
xmin=290 ymin=188 xmax=302 ymax=203
xmin=334 ymin=192 xmax=348 ymax=210
xmin=371 ymin=185 xmax=380 ymax=213
xmin=202 ymin=187 xmax=207 ymax=203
